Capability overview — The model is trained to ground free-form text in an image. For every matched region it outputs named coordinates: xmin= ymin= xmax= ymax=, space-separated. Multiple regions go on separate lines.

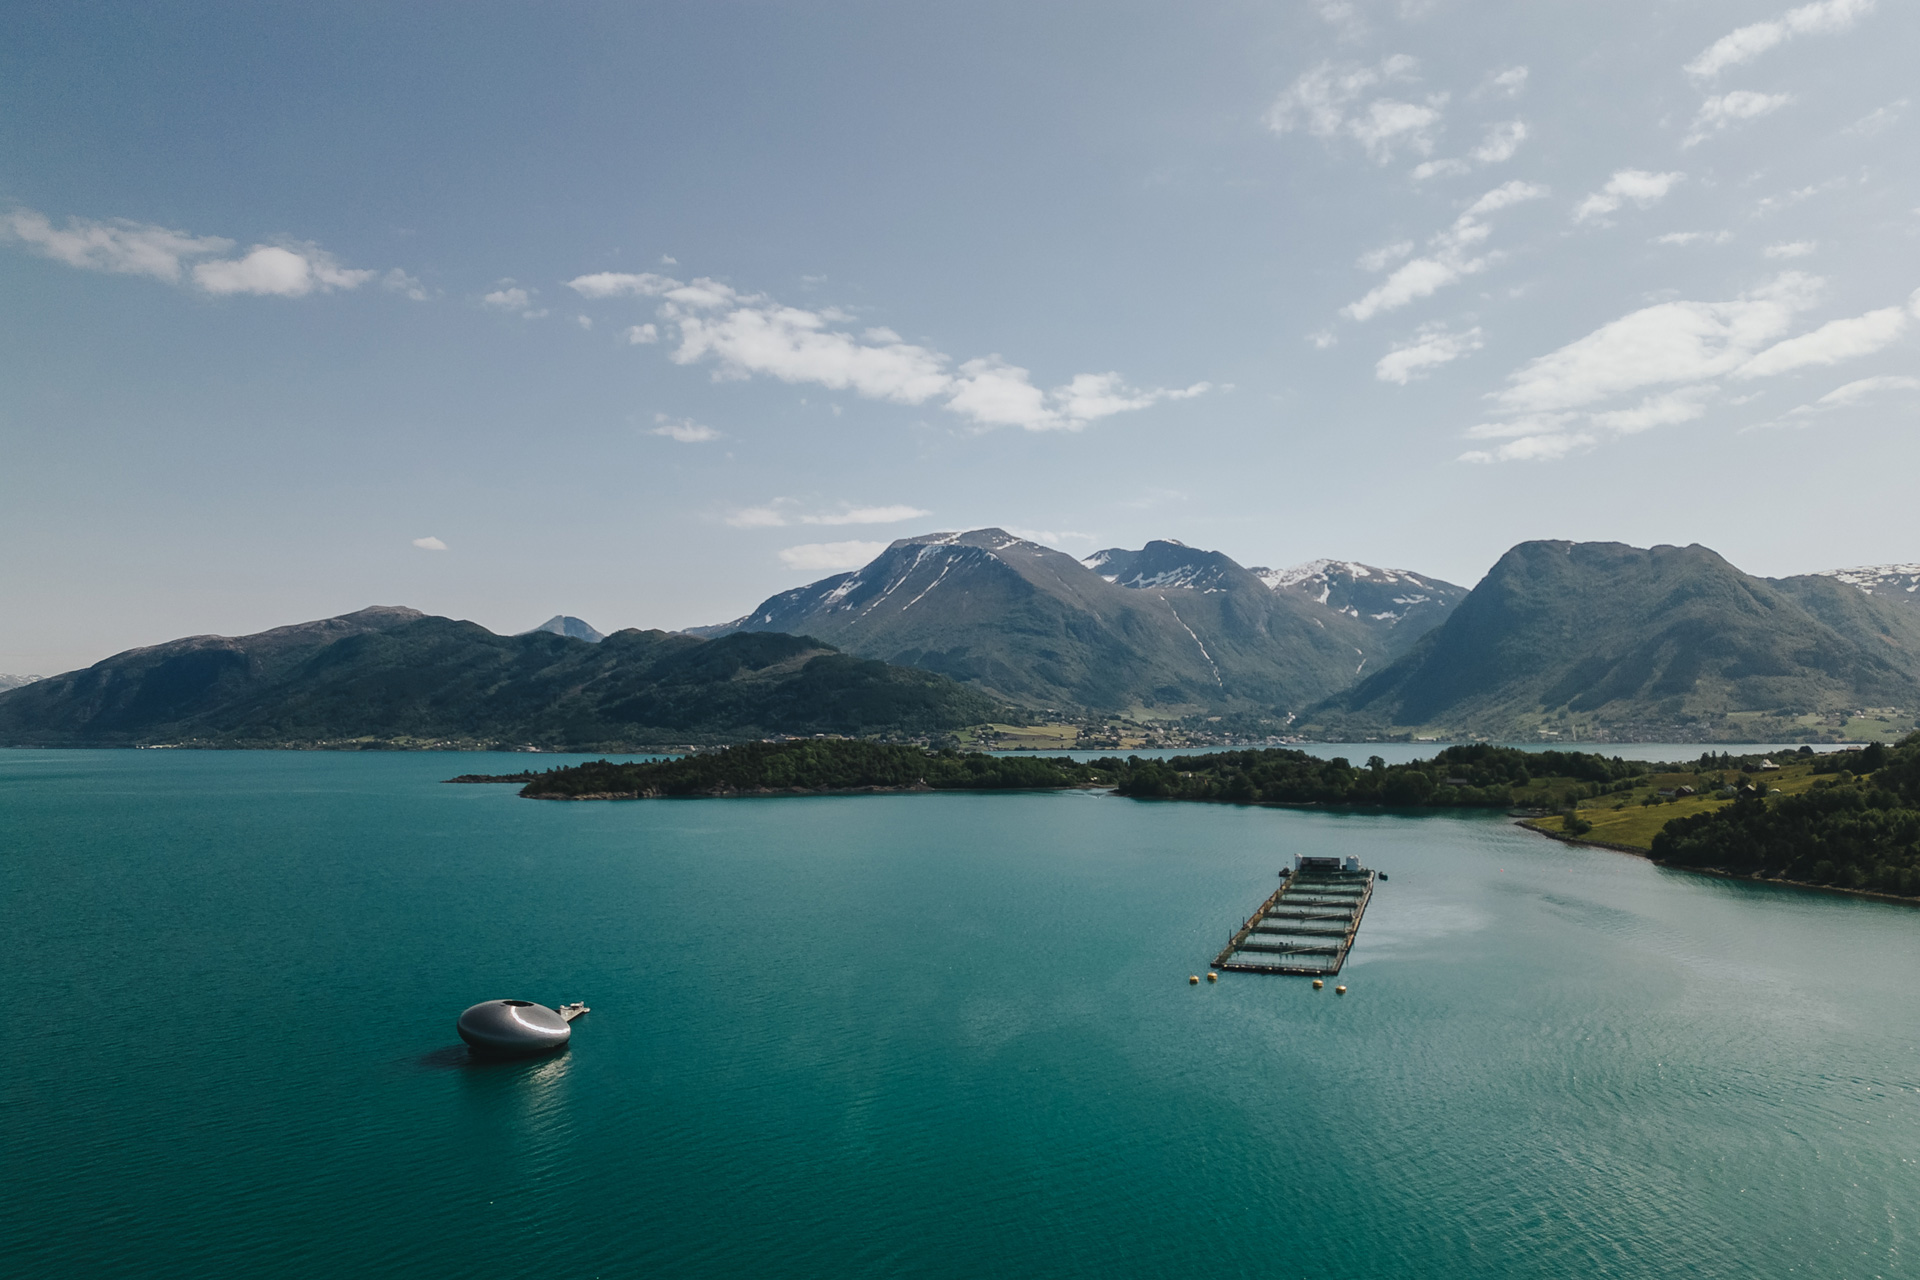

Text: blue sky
xmin=4 ymin=0 xmax=1916 ymax=673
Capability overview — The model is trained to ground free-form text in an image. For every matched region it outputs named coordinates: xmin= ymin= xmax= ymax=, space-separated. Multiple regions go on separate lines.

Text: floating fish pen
xmin=1212 ymin=855 xmax=1377 ymax=977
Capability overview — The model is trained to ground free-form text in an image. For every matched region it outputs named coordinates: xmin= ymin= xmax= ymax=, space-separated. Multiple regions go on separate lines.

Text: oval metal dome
xmin=457 ymin=999 xmax=572 ymax=1057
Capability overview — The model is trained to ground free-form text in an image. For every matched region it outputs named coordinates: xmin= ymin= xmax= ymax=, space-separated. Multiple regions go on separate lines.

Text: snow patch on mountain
xmin=1818 ymin=564 xmax=1920 ymax=600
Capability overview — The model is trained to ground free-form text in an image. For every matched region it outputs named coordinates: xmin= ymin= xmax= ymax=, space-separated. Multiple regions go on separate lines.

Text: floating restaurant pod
xmin=457 ymin=999 xmax=572 ymax=1057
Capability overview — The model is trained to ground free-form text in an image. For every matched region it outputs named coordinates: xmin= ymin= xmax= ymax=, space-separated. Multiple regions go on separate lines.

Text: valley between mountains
xmin=2 ymin=531 xmax=1916 ymax=748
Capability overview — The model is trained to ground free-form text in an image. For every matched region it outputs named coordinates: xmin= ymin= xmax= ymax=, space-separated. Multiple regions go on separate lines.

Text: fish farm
xmin=1212 ymin=855 xmax=1377 ymax=977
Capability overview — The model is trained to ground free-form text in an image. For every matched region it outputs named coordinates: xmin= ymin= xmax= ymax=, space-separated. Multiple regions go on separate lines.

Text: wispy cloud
xmin=1574 ymin=170 xmax=1685 ymax=223
xmin=3 ymin=207 xmax=380 ymax=297
xmin=1655 ymin=230 xmax=1732 ymax=246
xmin=412 ymin=536 xmax=448 ymax=551
xmin=1685 ymin=91 xmax=1793 ymax=146
xmin=778 ymin=541 xmax=887 ymax=573
xmin=1375 ymin=324 xmax=1484 ymax=384
xmin=1412 ymin=120 xmax=1529 ymax=181
xmin=1476 ymin=66 xmax=1529 ymax=99
xmin=727 ymin=499 xmax=930 ymax=527
xmin=1685 ymin=0 xmax=1875 ymax=78
xmin=651 ymin=415 xmax=721 ymax=443
xmin=1461 ymin=275 xmax=1920 ymax=460
xmin=1265 ymin=56 xmax=1447 ymax=163
xmin=1758 ymin=374 xmax=1920 ymax=429
xmin=1495 ymin=272 xmax=1822 ymax=414
xmin=1343 ymin=180 xmax=1546 ymax=322
xmin=1734 ymin=298 xmax=1912 ymax=378
xmin=1763 ymin=240 xmax=1817 ymax=259
xmin=566 ymin=271 xmax=1207 ymax=432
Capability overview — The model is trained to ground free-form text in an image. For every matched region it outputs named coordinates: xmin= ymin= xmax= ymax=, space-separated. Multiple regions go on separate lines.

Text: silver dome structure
xmin=457 ymin=999 xmax=572 ymax=1057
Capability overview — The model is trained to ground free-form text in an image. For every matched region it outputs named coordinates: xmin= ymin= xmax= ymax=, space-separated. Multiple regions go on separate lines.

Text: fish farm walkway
xmin=1212 ymin=862 xmax=1376 ymax=977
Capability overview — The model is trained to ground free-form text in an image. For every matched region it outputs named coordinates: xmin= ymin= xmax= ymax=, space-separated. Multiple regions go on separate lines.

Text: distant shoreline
xmin=1517 ymin=820 xmax=1920 ymax=909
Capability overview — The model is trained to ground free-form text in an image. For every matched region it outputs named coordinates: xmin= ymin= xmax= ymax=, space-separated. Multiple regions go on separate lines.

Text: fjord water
xmin=4 ymin=753 xmax=1917 ymax=1278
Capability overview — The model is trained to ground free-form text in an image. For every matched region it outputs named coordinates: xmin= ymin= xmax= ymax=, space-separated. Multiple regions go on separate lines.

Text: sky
xmin=3 ymin=0 xmax=1917 ymax=674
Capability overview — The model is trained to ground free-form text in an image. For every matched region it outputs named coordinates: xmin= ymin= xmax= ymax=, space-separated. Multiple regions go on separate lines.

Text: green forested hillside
xmin=1652 ymin=735 xmax=1920 ymax=896
xmin=520 ymin=739 xmax=1106 ymax=797
xmin=1309 ymin=541 xmax=1920 ymax=742
xmin=0 ymin=608 xmax=1003 ymax=748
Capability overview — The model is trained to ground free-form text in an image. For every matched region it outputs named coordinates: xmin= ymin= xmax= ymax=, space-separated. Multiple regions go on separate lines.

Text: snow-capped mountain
xmin=704 ymin=528 xmax=1386 ymax=714
xmin=1817 ymin=564 xmax=1920 ymax=605
xmin=1081 ymin=541 xmax=1246 ymax=592
xmin=0 ymin=673 xmax=42 ymax=692
xmin=1250 ymin=559 xmax=1468 ymax=656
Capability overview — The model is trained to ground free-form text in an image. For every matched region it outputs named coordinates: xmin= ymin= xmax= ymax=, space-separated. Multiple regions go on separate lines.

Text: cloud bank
xmin=1685 ymin=0 xmax=1875 ymax=78
xmin=1462 ymin=276 xmax=1918 ymax=460
xmin=567 ymin=271 xmax=1207 ymax=432
xmin=4 ymin=207 xmax=381 ymax=297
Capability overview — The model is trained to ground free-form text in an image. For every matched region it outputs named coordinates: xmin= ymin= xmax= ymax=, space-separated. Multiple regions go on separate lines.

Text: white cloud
xmin=4 ymin=207 xmax=379 ymax=297
xmin=1813 ymin=374 xmax=1920 ymax=406
xmin=576 ymin=315 xmax=593 ymax=330
xmin=483 ymin=286 xmax=531 ymax=309
xmin=4 ymin=207 xmax=230 ymax=280
xmin=728 ymin=500 xmax=930 ymax=527
xmin=571 ymin=269 xmax=1205 ymax=432
xmin=1734 ymin=304 xmax=1909 ymax=378
xmin=651 ymin=416 xmax=721 ymax=443
xmin=1685 ymin=0 xmax=1875 ymax=78
xmin=1764 ymin=374 xmax=1920 ymax=428
xmin=1587 ymin=388 xmax=1715 ymax=433
xmin=1375 ymin=325 xmax=1485 ymax=383
xmin=1343 ymin=181 xmax=1545 ymax=322
xmin=1656 ymin=230 xmax=1732 ymax=246
xmin=1412 ymin=121 xmax=1527 ymax=180
xmin=778 ymin=541 xmax=887 ymax=573
xmin=1846 ymin=99 xmax=1907 ymax=134
xmin=1467 ymin=277 xmax=1920 ymax=458
xmin=802 ymin=505 xmax=931 ymax=526
xmin=1763 ymin=240 xmax=1817 ymax=259
xmin=412 ymin=536 xmax=448 ymax=551
xmin=675 ymin=299 xmax=954 ymax=403
xmin=1314 ymin=0 xmax=1367 ymax=40
xmin=1465 ymin=180 xmax=1549 ymax=217
xmin=626 ymin=323 xmax=659 ymax=344
xmin=1478 ymin=66 xmax=1529 ymax=99
xmin=1574 ymin=170 xmax=1685 ymax=223
xmin=564 ymin=271 xmax=679 ymax=299
xmin=1264 ymin=57 xmax=1447 ymax=162
xmin=1471 ymin=120 xmax=1528 ymax=164
xmin=1495 ymin=272 xmax=1821 ymax=414
xmin=1685 ymin=91 xmax=1793 ymax=146
xmin=1005 ymin=526 xmax=1097 ymax=546
xmin=1459 ymin=431 xmax=1597 ymax=463
xmin=1357 ymin=240 xmax=1415 ymax=271
xmin=382 ymin=268 xmax=428 ymax=301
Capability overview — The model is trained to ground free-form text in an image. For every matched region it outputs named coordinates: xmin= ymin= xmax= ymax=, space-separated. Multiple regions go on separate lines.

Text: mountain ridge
xmin=0 ymin=607 xmax=1001 ymax=748
xmin=1310 ymin=540 xmax=1920 ymax=741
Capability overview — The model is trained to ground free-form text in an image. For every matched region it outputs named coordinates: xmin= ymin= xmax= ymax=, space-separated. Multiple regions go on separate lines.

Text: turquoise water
xmin=3 ymin=751 xmax=1917 ymax=1278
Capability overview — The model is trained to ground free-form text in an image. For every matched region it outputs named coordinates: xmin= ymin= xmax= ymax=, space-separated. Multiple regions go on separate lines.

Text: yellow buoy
xmin=1206 ymin=972 xmax=1218 ymax=983
xmin=1312 ymin=979 xmax=1323 ymax=989
xmin=1189 ymin=974 xmax=1199 ymax=985
xmin=1335 ymin=985 xmax=1347 ymax=995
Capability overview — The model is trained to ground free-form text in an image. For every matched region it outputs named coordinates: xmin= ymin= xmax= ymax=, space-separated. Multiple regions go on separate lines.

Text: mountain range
xmin=0 ymin=607 xmax=998 ymax=748
xmin=5 ymin=537 xmax=1915 ymax=748
xmin=1309 ymin=542 xmax=1920 ymax=740
xmin=700 ymin=529 xmax=1462 ymax=717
